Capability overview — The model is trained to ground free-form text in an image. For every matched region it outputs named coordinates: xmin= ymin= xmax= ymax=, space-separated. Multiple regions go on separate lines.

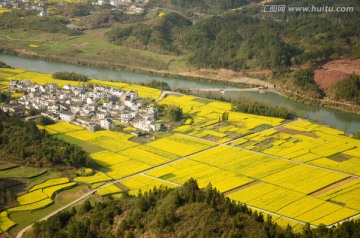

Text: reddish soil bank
xmin=314 ymin=59 xmax=360 ymax=89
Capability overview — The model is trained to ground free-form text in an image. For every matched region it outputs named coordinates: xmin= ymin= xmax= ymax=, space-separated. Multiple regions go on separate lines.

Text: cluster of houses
xmin=95 ymin=0 xmax=149 ymax=14
xmin=0 ymin=0 xmax=50 ymax=16
xmin=0 ymin=0 xmax=149 ymax=16
xmin=1 ymin=80 xmax=162 ymax=133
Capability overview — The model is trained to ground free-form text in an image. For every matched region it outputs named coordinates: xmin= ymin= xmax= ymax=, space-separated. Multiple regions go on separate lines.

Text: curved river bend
xmin=0 ymin=54 xmax=359 ymax=133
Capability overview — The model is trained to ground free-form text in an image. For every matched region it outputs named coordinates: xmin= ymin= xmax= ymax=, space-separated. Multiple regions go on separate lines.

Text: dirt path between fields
xmin=311 ymin=177 xmax=359 ymax=197
xmin=223 ymin=180 xmax=261 ymax=196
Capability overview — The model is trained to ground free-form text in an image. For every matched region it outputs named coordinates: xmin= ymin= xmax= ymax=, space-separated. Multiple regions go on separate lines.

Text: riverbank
xmin=1 ymin=52 xmax=360 ymax=134
xmin=0 ymin=48 xmax=251 ymax=88
xmin=1 ymin=47 xmax=360 ymax=115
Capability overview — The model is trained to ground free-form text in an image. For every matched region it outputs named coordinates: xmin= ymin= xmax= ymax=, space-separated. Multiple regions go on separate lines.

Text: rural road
xmin=15 ymin=144 xmax=220 ymax=238
xmin=156 ymin=91 xmax=183 ymax=102
xmin=189 ymin=87 xmax=264 ymax=92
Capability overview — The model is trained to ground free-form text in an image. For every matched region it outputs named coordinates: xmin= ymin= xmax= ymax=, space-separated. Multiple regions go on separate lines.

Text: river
xmin=1 ymin=54 xmax=360 ymax=133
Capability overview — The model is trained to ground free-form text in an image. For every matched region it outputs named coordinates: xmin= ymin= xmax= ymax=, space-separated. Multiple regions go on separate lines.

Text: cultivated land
xmin=0 ymin=67 xmax=360 ymax=237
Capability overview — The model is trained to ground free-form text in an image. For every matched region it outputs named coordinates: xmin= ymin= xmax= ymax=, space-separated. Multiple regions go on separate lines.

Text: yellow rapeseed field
xmin=107 ymin=160 xmax=151 ymax=180
xmin=121 ymin=175 xmax=177 ymax=195
xmin=66 ymin=130 xmax=103 ymax=141
xmin=0 ymin=211 xmax=16 ymax=232
xmin=8 ymin=198 xmax=53 ymax=212
xmin=74 ymin=172 xmax=112 ymax=184
xmin=17 ymin=189 xmax=48 ymax=205
xmin=120 ymin=147 xmax=172 ymax=166
xmin=96 ymin=184 xmax=122 ymax=196
xmin=261 ymin=165 xmax=349 ymax=194
xmin=43 ymin=182 xmax=76 ymax=198
xmin=88 ymin=136 xmax=138 ymax=152
xmin=319 ymin=179 xmax=360 ymax=211
xmin=296 ymin=203 xmax=357 ymax=226
xmin=145 ymin=134 xmax=215 ymax=157
xmin=45 ymin=122 xmax=83 ymax=134
xmin=90 ymin=150 xmax=130 ymax=168
xmin=30 ymin=177 xmax=70 ymax=192
xmin=0 ymin=8 xmax=10 ymax=14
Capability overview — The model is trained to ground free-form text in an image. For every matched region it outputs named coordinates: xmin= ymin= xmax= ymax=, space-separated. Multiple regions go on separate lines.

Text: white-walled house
xmin=97 ymin=111 xmax=110 ymax=120
xmin=121 ymin=113 xmax=132 ymax=123
xmin=100 ymin=118 xmax=113 ymax=130
xmin=150 ymin=122 xmax=161 ymax=132
xmin=133 ymin=120 xmax=161 ymax=132
xmin=60 ymin=111 xmax=75 ymax=122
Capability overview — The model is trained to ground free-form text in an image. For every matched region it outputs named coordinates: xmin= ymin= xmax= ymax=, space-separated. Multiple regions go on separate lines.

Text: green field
xmin=8 ymin=185 xmax=89 ymax=237
xmin=0 ymin=28 xmax=185 ymax=73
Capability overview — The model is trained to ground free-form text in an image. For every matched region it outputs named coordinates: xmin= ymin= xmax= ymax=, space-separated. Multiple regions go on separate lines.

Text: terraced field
xmin=0 ymin=165 xmax=84 ymax=235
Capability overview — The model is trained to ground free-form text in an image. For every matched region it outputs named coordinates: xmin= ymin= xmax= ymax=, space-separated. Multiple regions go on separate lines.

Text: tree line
xmin=0 ymin=110 xmax=92 ymax=168
xmin=0 ymin=61 xmax=11 ymax=68
xmin=326 ymin=73 xmax=360 ymax=105
xmin=52 ymin=72 xmax=89 ymax=82
xmin=232 ymin=99 xmax=293 ymax=119
xmin=141 ymin=80 xmax=171 ymax=90
xmin=155 ymin=103 xmax=183 ymax=122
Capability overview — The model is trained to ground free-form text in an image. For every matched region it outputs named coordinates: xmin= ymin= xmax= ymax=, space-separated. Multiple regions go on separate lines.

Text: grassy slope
xmin=8 ymin=185 xmax=90 ymax=237
xmin=0 ymin=28 xmax=190 ymax=73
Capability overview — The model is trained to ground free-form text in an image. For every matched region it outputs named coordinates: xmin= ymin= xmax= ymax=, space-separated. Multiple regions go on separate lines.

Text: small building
xmin=87 ymin=122 xmax=101 ymax=132
xmin=150 ymin=122 xmax=161 ymax=132
xmin=38 ymin=11 xmax=50 ymax=17
xmin=59 ymin=111 xmax=75 ymax=122
xmin=121 ymin=113 xmax=132 ymax=123
xmin=100 ymin=118 xmax=113 ymax=130
xmin=97 ymin=111 xmax=110 ymax=120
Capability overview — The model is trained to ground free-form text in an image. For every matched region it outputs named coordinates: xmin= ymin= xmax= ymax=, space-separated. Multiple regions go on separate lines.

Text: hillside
xmin=27 ymin=179 xmax=360 ymax=238
xmin=325 ymin=73 xmax=360 ymax=104
xmin=105 ymin=0 xmax=360 ymax=104
xmin=0 ymin=110 xmax=92 ymax=168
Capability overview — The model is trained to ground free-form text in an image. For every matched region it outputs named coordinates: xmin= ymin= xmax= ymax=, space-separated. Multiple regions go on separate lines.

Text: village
xmin=0 ymin=0 xmax=149 ymax=16
xmin=1 ymin=80 xmax=162 ymax=133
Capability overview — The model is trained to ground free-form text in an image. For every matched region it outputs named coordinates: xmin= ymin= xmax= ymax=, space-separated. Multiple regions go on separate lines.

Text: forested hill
xmin=107 ymin=0 xmax=359 ymax=71
xmin=105 ymin=0 xmax=359 ymax=102
xmin=29 ymin=179 xmax=360 ymax=238
xmin=0 ymin=110 xmax=92 ymax=168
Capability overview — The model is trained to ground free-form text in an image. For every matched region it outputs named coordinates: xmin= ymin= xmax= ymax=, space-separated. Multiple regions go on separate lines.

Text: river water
xmin=1 ymin=54 xmax=359 ymax=133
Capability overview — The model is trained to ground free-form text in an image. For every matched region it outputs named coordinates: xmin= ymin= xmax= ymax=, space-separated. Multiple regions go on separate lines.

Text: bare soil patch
xmin=179 ymin=68 xmax=275 ymax=88
xmin=277 ymin=127 xmax=317 ymax=138
xmin=311 ymin=177 xmax=358 ymax=197
xmin=223 ymin=180 xmax=260 ymax=196
xmin=16 ymin=49 xmax=39 ymax=57
xmin=328 ymin=153 xmax=352 ymax=162
xmin=314 ymin=59 xmax=360 ymax=89
xmin=54 ymin=185 xmax=89 ymax=202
